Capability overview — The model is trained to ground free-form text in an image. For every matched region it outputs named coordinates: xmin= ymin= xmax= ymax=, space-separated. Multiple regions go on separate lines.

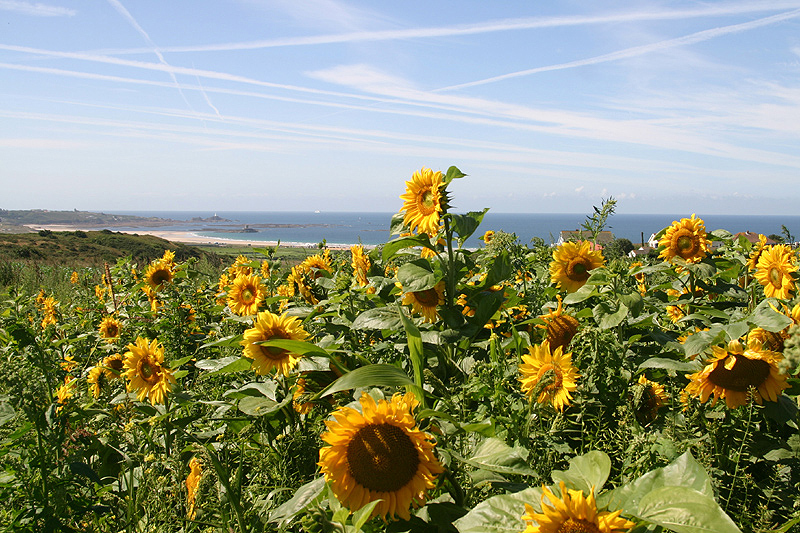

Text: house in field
xmin=556 ymin=230 xmax=614 ymax=249
xmin=733 ymin=232 xmax=777 ymax=246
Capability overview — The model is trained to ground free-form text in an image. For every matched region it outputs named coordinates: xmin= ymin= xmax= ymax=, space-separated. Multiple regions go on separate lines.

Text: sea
xmin=113 ymin=211 xmax=800 ymax=248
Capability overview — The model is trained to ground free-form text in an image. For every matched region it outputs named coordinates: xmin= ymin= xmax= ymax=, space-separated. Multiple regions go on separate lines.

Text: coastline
xmin=23 ymin=225 xmax=357 ymax=250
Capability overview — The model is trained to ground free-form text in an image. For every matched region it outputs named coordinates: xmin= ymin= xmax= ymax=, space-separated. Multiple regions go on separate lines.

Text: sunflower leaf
xmin=382 ymin=235 xmax=436 ymax=262
xmin=443 ymin=165 xmax=466 ymax=185
xmin=636 ymin=487 xmax=742 ymax=533
xmin=450 ymin=208 xmax=489 ymax=247
xmin=397 ymin=259 xmax=437 ymax=292
xmin=268 ymin=476 xmax=326 ymax=526
xmin=352 ymin=306 xmax=403 ymax=330
xmin=316 ymin=364 xmax=415 ymax=398
xmin=550 ymin=450 xmax=611 ymax=494
xmin=750 ymin=299 xmax=793 ymax=332
xmin=453 ymin=487 xmax=541 ymax=533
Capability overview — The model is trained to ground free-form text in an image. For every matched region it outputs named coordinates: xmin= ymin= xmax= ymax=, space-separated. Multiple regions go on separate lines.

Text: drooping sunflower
xmin=683 ymin=340 xmax=788 ymax=409
xmin=98 ymin=316 xmax=122 ymax=342
xmin=521 ymin=482 xmax=634 ymax=533
xmin=87 ymin=363 xmax=115 ymax=398
xmin=241 ymin=311 xmax=310 ymax=376
xmin=399 ymin=167 xmax=444 ymax=235
xmin=519 ymin=341 xmax=580 ymax=412
xmin=227 ymin=274 xmax=265 ymax=316
xmin=144 ymin=259 xmax=174 ymax=290
xmin=186 ymin=457 xmax=203 ymax=520
xmin=754 ymin=244 xmax=798 ymax=300
xmin=122 ymin=337 xmax=176 ymax=405
xmin=632 ymin=374 xmax=668 ymax=424
xmin=536 ymin=295 xmax=579 ymax=351
xmin=351 ymin=244 xmax=371 ymax=287
xmin=401 ymin=281 xmax=445 ymax=323
xmin=318 ymin=392 xmax=443 ymax=520
xmin=549 ymin=241 xmax=605 ymax=293
xmin=657 ymin=214 xmax=711 ymax=264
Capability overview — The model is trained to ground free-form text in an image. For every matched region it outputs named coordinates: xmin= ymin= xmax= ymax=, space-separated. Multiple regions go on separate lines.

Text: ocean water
xmin=114 ymin=211 xmax=800 ymax=248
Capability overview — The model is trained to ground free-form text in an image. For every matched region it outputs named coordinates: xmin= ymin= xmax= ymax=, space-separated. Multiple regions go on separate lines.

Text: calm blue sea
xmin=114 ymin=211 xmax=800 ymax=248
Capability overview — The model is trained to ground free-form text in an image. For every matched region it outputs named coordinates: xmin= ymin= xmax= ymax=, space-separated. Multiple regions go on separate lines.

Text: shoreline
xmin=23 ymin=225 xmax=361 ymax=250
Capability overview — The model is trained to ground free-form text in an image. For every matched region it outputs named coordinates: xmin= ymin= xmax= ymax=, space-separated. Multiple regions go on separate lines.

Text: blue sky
xmin=1 ymin=0 xmax=799 ymax=215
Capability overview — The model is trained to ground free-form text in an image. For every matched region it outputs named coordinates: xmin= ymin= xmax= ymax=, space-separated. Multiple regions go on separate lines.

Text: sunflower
xmin=55 ymin=376 xmax=77 ymax=413
xmin=227 ymin=254 xmax=253 ymax=278
xmin=401 ymin=281 xmax=445 ymax=323
xmin=519 ymin=341 xmax=580 ymax=412
xmin=481 ymin=230 xmax=495 ymax=244
xmin=629 ymin=261 xmax=646 ymax=295
xmin=754 ymin=244 xmax=798 ymax=300
xmin=292 ymin=377 xmax=313 ymax=415
xmin=102 ymin=353 xmax=125 ymax=377
xmin=521 ymin=482 xmax=634 ymax=533
xmin=70 ymin=271 xmax=79 ymax=284
xmin=550 ymin=241 xmax=605 ymax=293
xmin=657 ymin=214 xmax=711 ymax=264
xmin=227 ymin=274 xmax=264 ymax=316
xmin=144 ymin=259 xmax=173 ymax=290
xmin=186 ymin=457 xmax=203 ymax=520
xmin=122 ymin=337 xmax=176 ymax=405
xmin=632 ymin=375 xmax=668 ymax=424
xmin=537 ymin=295 xmax=579 ymax=351
xmin=351 ymin=244 xmax=371 ymax=287
xmin=747 ymin=234 xmax=769 ymax=271
xmin=318 ymin=392 xmax=443 ymax=520
xmin=87 ymin=363 xmax=115 ymax=398
xmin=98 ymin=316 xmax=122 ymax=342
xmin=241 ymin=311 xmax=310 ymax=376
xmin=683 ymin=340 xmax=788 ymax=409
xmin=399 ymin=167 xmax=444 ymax=235
xmin=749 ymin=304 xmax=800 ymax=352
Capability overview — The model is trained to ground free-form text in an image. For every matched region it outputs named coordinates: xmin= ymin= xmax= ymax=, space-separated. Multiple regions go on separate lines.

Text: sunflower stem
xmin=725 ymin=397 xmax=754 ymax=513
xmin=443 ymin=216 xmax=456 ymax=311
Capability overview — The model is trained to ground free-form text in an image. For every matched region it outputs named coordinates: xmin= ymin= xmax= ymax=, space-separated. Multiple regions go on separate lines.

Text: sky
xmin=1 ymin=0 xmax=799 ymax=215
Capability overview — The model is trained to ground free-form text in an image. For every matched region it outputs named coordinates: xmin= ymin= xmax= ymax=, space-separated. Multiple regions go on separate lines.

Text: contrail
xmin=438 ymin=8 xmax=800 ymax=91
xmin=89 ymin=1 xmax=800 ymax=55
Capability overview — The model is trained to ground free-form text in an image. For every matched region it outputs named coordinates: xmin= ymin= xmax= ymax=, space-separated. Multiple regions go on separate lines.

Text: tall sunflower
xmin=144 ymin=259 xmax=173 ymax=290
xmin=521 ymin=482 xmax=634 ymax=533
xmin=519 ymin=341 xmax=580 ymax=412
xmin=401 ymin=281 xmax=445 ymax=323
xmin=241 ymin=311 xmax=310 ymax=376
xmin=98 ymin=316 xmax=122 ymax=342
xmin=657 ymin=214 xmax=711 ymax=263
xmin=399 ymin=168 xmax=444 ymax=235
xmin=318 ymin=392 xmax=443 ymax=520
xmin=754 ymin=244 xmax=797 ymax=300
xmin=227 ymin=274 xmax=265 ymax=316
xmin=351 ymin=244 xmax=371 ymax=287
xmin=123 ymin=337 xmax=176 ymax=405
xmin=683 ymin=340 xmax=788 ymax=409
xmin=549 ymin=241 xmax=605 ymax=293
xmin=536 ymin=295 xmax=579 ymax=350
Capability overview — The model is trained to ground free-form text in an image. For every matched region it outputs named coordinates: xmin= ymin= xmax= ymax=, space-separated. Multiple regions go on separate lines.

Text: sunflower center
xmin=566 ymin=259 xmax=590 ymax=282
xmin=536 ymin=363 xmax=563 ymax=393
xmin=241 ymin=287 xmax=255 ymax=303
xmin=768 ymin=267 xmax=783 ymax=288
xmin=138 ymin=360 xmax=160 ymax=383
xmin=106 ymin=324 xmax=118 ymax=337
xmin=708 ymin=355 xmax=771 ymax=392
xmin=419 ymin=189 xmax=437 ymax=214
xmin=556 ymin=518 xmax=602 ymax=533
xmin=346 ymin=423 xmax=420 ymax=493
xmin=414 ymin=288 xmax=440 ymax=307
xmin=152 ymin=269 xmax=171 ymax=285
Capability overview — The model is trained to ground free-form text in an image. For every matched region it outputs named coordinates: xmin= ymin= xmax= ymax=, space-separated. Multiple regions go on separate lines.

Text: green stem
xmin=443 ymin=217 xmax=456 ymax=310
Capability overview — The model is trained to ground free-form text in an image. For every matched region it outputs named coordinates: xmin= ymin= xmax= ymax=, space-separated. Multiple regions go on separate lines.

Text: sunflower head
xmin=227 ymin=274 xmax=264 ymax=316
xmin=632 ymin=374 xmax=668 ymax=425
xmin=99 ymin=316 xmax=122 ymax=342
xmin=318 ymin=392 xmax=443 ymax=520
xmin=521 ymin=482 xmax=634 ymax=533
xmin=186 ymin=457 xmax=203 ymax=519
xmin=87 ymin=364 xmax=115 ymax=399
xmin=519 ymin=341 xmax=580 ymax=412
xmin=747 ymin=234 xmax=769 ymax=271
xmin=399 ymin=168 xmax=445 ymax=235
xmin=657 ymin=214 xmax=711 ymax=264
xmin=683 ymin=340 xmax=789 ymax=409
xmin=351 ymin=244 xmax=371 ymax=287
xmin=240 ymin=311 xmax=310 ymax=376
xmin=754 ymin=244 xmax=798 ymax=300
xmin=550 ymin=241 xmax=605 ymax=293
xmin=537 ymin=295 xmax=579 ymax=351
xmin=144 ymin=259 xmax=174 ymax=290
xmin=401 ymin=281 xmax=445 ymax=323
xmin=123 ymin=337 xmax=176 ymax=405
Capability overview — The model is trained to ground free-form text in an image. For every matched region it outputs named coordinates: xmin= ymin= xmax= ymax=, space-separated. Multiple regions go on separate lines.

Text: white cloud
xmin=575 ymin=186 xmax=585 ymax=193
xmin=0 ymin=0 xmax=75 ymax=16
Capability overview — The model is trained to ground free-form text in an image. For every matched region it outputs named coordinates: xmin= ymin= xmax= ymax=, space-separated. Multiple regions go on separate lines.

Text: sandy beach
xmin=23 ymin=225 xmax=355 ymax=249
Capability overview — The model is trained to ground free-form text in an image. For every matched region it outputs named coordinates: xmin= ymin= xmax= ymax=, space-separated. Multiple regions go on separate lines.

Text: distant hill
xmin=0 ymin=229 xmax=223 ymax=266
xmin=0 ymin=208 xmax=176 ymax=229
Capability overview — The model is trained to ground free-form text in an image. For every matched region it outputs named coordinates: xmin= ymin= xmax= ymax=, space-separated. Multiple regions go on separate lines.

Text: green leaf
xmin=199 ymin=334 xmax=243 ymax=349
xmin=638 ymin=357 xmax=701 ymax=373
xmin=382 ymin=234 xmax=435 ymax=262
xmin=453 ymin=487 xmax=541 ymax=533
xmin=351 ymin=500 xmax=381 ymax=530
xmin=751 ymin=300 xmax=793 ymax=332
xmin=257 ymin=339 xmax=329 ymax=358
xmin=457 ymin=437 xmax=538 ymax=477
xmin=637 ymin=487 xmax=742 ymax=533
xmin=399 ymin=307 xmax=427 ymax=407
xmin=593 ymin=301 xmax=628 ymax=330
xmin=451 ymin=208 xmax=489 ymax=247
xmin=268 ymin=476 xmax=326 ymax=526
xmin=443 ymin=165 xmax=466 ymax=185
xmin=618 ymin=290 xmax=643 ymax=317
xmin=551 ymin=450 xmax=611 ymax=494
xmin=237 ymin=395 xmax=291 ymax=417
xmin=317 ymin=364 xmax=415 ymax=398
xmin=397 ymin=260 xmax=437 ymax=292
xmin=197 ymin=356 xmax=252 ymax=375
xmin=563 ymin=284 xmax=597 ymax=304
xmin=352 ymin=306 xmax=403 ymax=331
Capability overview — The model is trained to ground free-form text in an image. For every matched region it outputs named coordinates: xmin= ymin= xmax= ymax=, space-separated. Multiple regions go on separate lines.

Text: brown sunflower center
xmin=346 ymin=423 xmax=420 ymax=493
xmin=151 ymin=269 xmax=171 ymax=286
xmin=536 ymin=363 xmax=563 ymax=393
xmin=414 ymin=287 xmax=440 ymax=307
xmin=768 ymin=267 xmax=783 ymax=287
xmin=708 ymin=355 xmax=771 ymax=392
xmin=556 ymin=518 xmax=602 ymax=533
xmin=105 ymin=324 xmax=118 ymax=337
xmin=138 ymin=359 xmax=160 ymax=383
xmin=566 ymin=259 xmax=590 ymax=282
